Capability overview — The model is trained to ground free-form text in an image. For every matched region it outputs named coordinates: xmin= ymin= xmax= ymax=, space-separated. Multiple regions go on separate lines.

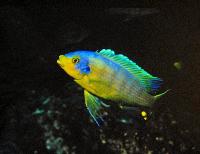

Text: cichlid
xmin=57 ymin=49 xmax=168 ymax=126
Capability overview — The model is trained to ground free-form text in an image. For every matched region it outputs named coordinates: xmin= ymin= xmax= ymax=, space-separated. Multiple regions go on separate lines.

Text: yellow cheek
xmin=66 ymin=63 xmax=74 ymax=72
xmin=63 ymin=64 xmax=84 ymax=79
xmin=63 ymin=63 xmax=76 ymax=75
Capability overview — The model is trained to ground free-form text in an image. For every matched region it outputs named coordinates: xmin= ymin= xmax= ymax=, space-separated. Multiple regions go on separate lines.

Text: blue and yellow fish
xmin=57 ymin=49 xmax=168 ymax=125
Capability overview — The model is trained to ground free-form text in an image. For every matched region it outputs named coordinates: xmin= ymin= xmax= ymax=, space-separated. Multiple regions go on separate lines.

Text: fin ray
xmin=154 ymin=89 xmax=170 ymax=100
xmin=84 ymin=90 xmax=107 ymax=126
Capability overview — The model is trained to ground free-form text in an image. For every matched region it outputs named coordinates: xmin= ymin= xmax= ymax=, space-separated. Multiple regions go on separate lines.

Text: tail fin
xmin=154 ymin=89 xmax=170 ymax=100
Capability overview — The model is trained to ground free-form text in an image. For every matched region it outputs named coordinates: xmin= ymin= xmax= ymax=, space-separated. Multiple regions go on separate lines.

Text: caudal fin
xmin=154 ymin=89 xmax=170 ymax=100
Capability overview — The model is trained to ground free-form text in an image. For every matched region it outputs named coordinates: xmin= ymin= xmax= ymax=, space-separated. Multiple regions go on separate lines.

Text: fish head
xmin=57 ymin=51 xmax=92 ymax=80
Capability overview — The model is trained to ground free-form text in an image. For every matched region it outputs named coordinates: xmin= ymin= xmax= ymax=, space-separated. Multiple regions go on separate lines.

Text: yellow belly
xmin=75 ymin=75 xmax=118 ymax=99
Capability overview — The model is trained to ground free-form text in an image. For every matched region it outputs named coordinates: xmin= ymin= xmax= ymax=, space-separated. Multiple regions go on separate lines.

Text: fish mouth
xmin=57 ymin=59 xmax=64 ymax=68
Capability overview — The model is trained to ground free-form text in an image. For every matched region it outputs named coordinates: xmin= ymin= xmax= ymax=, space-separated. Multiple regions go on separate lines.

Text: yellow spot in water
xmin=144 ymin=117 xmax=147 ymax=120
xmin=174 ymin=61 xmax=182 ymax=70
xmin=141 ymin=111 xmax=147 ymax=117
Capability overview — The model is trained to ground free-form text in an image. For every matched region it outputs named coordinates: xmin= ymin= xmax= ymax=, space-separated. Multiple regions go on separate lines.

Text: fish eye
xmin=72 ymin=57 xmax=80 ymax=64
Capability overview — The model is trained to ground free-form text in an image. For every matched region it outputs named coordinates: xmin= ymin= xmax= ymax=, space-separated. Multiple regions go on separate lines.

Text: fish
xmin=57 ymin=49 xmax=169 ymax=126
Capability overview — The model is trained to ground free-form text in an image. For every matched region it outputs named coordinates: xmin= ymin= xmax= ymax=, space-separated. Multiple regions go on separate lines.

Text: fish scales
xmin=88 ymin=56 xmax=154 ymax=106
xmin=111 ymin=68 xmax=154 ymax=106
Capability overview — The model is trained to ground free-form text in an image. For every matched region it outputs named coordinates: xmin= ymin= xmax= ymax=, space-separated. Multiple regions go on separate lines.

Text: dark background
xmin=0 ymin=2 xmax=199 ymax=154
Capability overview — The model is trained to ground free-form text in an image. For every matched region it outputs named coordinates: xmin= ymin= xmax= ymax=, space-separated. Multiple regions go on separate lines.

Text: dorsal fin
xmin=97 ymin=49 xmax=162 ymax=93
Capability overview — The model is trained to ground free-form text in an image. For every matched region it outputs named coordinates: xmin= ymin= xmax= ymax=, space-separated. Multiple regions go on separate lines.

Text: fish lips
xmin=57 ymin=59 xmax=65 ymax=68
xmin=57 ymin=55 xmax=67 ymax=68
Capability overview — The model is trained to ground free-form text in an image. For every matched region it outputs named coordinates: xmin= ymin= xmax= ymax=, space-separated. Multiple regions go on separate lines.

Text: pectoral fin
xmin=84 ymin=90 xmax=109 ymax=126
